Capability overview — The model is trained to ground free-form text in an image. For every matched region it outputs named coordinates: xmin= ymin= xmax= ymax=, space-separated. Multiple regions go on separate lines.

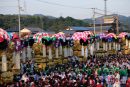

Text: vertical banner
xmin=92 ymin=43 xmax=95 ymax=52
xmin=90 ymin=44 xmax=94 ymax=56
xmin=67 ymin=47 xmax=70 ymax=56
xmin=22 ymin=48 xmax=26 ymax=62
xmin=13 ymin=51 xmax=16 ymax=63
xmin=43 ymin=45 xmax=46 ymax=57
xmin=96 ymin=42 xmax=99 ymax=50
xmin=15 ymin=52 xmax=21 ymax=69
xmin=109 ymin=43 xmax=112 ymax=50
xmin=27 ymin=46 xmax=31 ymax=60
xmin=70 ymin=47 xmax=73 ymax=56
xmin=85 ymin=47 xmax=88 ymax=58
xmin=129 ymin=40 xmax=130 ymax=48
xmin=105 ymin=43 xmax=108 ymax=51
xmin=48 ymin=47 xmax=52 ymax=59
xmin=113 ymin=42 xmax=116 ymax=50
xmin=115 ymin=43 xmax=118 ymax=51
xmin=2 ymin=54 xmax=7 ymax=72
xmin=59 ymin=45 xmax=62 ymax=55
xmin=126 ymin=39 xmax=128 ymax=46
xmin=81 ymin=45 xmax=84 ymax=56
xmin=55 ymin=48 xmax=59 ymax=58
xmin=118 ymin=43 xmax=121 ymax=50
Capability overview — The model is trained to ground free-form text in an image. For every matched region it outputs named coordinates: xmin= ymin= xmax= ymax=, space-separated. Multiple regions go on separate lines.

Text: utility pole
xmin=104 ymin=0 xmax=107 ymax=16
xmin=100 ymin=18 xmax=103 ymax=33
xmin=116 ymin=15 xmax=119 ymax=34
xmin=18 ymin=0 xmax=21 ymax=37
xmin=92 ymin=8 xmax=96 ymax=34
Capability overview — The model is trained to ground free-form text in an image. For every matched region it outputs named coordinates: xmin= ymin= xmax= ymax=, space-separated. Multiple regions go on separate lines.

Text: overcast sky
xmin=0 ymin=0 xmax=130 ymax=19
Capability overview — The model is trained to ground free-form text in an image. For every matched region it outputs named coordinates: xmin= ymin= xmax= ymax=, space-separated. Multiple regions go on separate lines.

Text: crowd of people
xmin=1 ymin=54 xmax=130 ymax=87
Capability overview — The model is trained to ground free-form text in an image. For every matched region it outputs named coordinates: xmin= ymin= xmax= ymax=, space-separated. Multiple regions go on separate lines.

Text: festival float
xmin=122 ymin=32 xmax=130 ymax=54
xmin=72 ymin=31 xmax=94 ymax=61
xmin=0 ymin=28 xmax=14 ymax=83
xmin=33 ymin=32 xmax=51 ymax=69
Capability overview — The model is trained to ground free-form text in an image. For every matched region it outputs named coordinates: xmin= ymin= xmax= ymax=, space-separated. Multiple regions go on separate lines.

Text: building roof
xmin=67 ymin=27 xmax=90 ymax=31
xmin=6 ymin=27 xmax=19 ymax=32
xmin=66 ymin=26 xmax=111 ymax=31
xmin=6 ymin=27 xmax=44 ymax=33
xmin=26 ymin=27 xmax=44 ymax=33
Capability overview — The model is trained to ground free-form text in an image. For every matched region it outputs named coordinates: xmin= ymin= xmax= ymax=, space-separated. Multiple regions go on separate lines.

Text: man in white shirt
xmin=115 ymin=71 xmax=120 ymax=80
xmin=113 ymin=78 xmax=120 ymax=87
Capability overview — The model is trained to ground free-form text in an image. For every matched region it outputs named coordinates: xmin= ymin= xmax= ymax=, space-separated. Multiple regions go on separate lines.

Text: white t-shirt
xmin=115 ymin=73 xmax=120 ymax=80
xmin=113 ymin=82 xmax=120 ymax=87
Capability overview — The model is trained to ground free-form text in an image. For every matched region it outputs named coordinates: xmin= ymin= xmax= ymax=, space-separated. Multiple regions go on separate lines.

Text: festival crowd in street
xmin=1 ymin=54 xmax=130 ymax=87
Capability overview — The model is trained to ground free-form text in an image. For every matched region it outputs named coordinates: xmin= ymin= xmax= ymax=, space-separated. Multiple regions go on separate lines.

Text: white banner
xmin=48 ymin=47 xmax=52 ymax=59
xmin=126 ymin=39 xmax=128 ymax=46
xmin=109 ymin=43 xmax=112 ymax=50
xmin=43 ymin=45 xmax=46 ymax=57
xmin=16 ymin=52 xmax=21 ymax=69
xmin=59 ymin=45 xmax=62 ymax=55
xmin=2 ymin=54 xmax=7 ymax=72
xmin=81 ymin=45 xmax=84 ymax=56
xmin=27 ymin=46 xmax=32 ymax=60
xmin=85 ymin=47 xmax=88 ymax=58
xmin=105 ymin=43 xmax=108 ymax=51
xmin=55 ymin=48 xmax=59 ymax=58
xmin=113 ymin=42 xmax=116 ymax=50
xmin=96 ymin=42 xmax=99 ymax=50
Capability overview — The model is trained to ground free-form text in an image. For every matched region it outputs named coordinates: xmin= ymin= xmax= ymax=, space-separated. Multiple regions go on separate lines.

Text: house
xmin=6 ymin=27 xmax=19 ymax=32
xmin=64 ymin=26 xmax=111 ymax=34
xmin=25 ymin=27 xmax=44 ymax=34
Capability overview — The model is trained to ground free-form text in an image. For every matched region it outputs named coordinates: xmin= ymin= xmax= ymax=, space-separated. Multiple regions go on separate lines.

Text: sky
xmin=0 ymin=0 xmax=130 ymax=19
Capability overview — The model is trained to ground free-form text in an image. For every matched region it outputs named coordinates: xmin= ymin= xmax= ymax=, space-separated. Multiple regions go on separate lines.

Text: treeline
xmin=0 ymin=14 xmax=89 ymax=32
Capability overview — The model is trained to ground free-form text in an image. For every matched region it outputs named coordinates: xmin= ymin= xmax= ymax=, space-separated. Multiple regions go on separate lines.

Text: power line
xmin=0 ymin=6 xmax=17 ymax=7
xmin=36 ymin=0 xmax=117 ymax=15
xmin=36 ymin=0 xmax=92 ymax=10
xmin=95 ymin=8 xmax=115 ymax=14
xmin=0 ymin=0 xmax=117 ymax=15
